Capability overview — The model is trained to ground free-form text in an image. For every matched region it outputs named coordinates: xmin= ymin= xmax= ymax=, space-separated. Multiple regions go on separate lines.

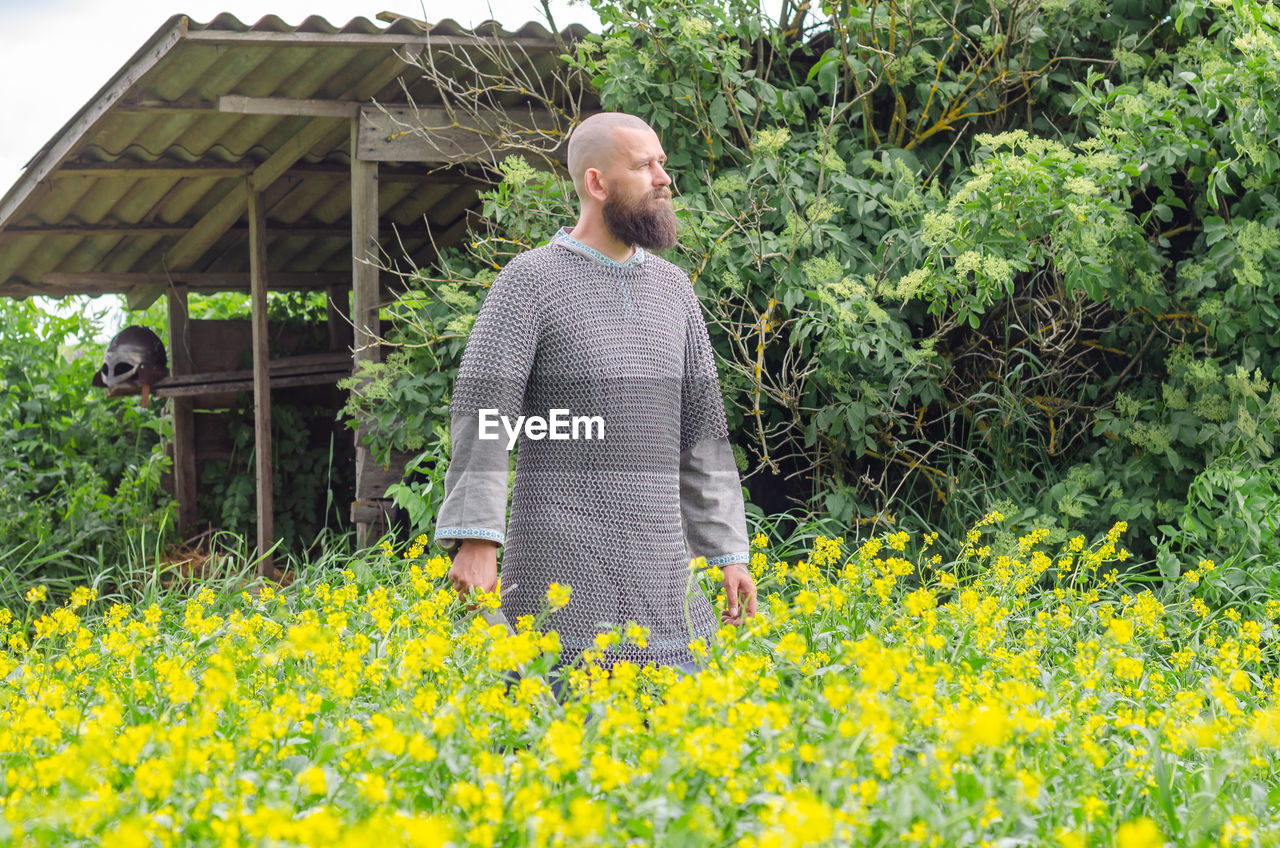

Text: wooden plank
xmin=185 ymin=30 xmax=566 ymax=50
xmin=155 ymin=369 xmax=349 ymax=398
xmin=350 ymin=500 xmax=395 ymax=526
xmin=357 ymin=104 xmax=574 ymax=164
xmin=45 ymin=271 xmax=347 ymax=294
xmin=290 ymin=162 xmax=492 ymax=183
xmin=247 ymin=184 xmax=274 ymax=576
xmin=192 ymin=412 xmax=235 ymax=461
xmin=356 ymin=448 xmax=417 ymax=500
xmin=186 ymin=318 xmax=249 ymax=375
xmin=156 ymin=351 xmax=352 ymax=387
xmin=0 ymin=280 xmax=41 ymax=297
xmin=53 ymin=160 xmax=253 ymax=178
xmin=7 ymin=222 xmax=351 ymax=239
xmin=219 ymin=95 xmax=361 ymax=118
xmin=167 ymin=285 xmax=197 ymax=536
xmin=1 ymin=224 xmax=189 ymax=238
xmin=351 ymin=121 xmax=380 ymax=364
xmin=51 ymin=160 xmax=485 ymax=183
xmin=351 ymin=119 xmax=381 ymax=548
xmin=0 ymin=18 xmax=188 ymax=230
xmin=117 ymin=96 xmax=218 ymax=113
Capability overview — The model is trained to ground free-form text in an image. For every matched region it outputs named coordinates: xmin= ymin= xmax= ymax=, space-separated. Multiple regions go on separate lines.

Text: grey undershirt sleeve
xmin=433 ymin=410 xmax=510 ymax=553
xmin=432 ymin=260 xmax=539 ymax=554
xmin=679 ymin=436 xmax=750 ymax=567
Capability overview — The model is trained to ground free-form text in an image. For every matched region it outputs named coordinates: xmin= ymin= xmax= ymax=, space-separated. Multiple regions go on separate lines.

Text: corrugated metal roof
xmin=0 ymin=13 xmax=591 ymax=299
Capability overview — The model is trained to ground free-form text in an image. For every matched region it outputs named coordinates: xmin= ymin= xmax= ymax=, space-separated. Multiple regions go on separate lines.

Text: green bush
xmin=0 ymin=298 xmax=173 ymax=608
xmin=357 ymin=0 xmax=1280 ymax=572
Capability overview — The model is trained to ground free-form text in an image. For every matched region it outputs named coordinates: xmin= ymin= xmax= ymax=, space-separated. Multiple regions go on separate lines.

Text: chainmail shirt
xmin=433 ymin=228 xmax=749 ymax=667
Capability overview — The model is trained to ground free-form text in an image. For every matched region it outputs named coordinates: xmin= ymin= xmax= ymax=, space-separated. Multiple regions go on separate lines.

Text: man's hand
xmin=448 ymin=539 xmax=499 ymax=609
xmin=720 ymin=564 xmax=757 ymax=626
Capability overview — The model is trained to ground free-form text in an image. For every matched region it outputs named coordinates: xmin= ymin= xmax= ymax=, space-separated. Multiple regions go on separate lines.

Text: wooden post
xmin=247 ymin=181 xmax=274 ymax=575
xmin=326 ymin=284 xmax=350 ymax=352
xmin=350 ymin=120 xmax=381 ymax=547
xmin=166 ymin=284 xmax=197 ymax=536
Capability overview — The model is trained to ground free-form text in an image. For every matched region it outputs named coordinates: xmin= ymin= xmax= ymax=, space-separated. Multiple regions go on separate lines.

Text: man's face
xmin=599 ymin=127 xmax=678 ymax=251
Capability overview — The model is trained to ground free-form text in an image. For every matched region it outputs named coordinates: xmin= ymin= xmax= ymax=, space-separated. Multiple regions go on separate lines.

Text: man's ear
xmin=583 ymin=167 xmax=609 ymax=203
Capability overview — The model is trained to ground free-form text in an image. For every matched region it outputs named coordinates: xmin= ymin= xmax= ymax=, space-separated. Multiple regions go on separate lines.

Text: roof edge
xmin=0 ymin=15 xmax=190 ymax=232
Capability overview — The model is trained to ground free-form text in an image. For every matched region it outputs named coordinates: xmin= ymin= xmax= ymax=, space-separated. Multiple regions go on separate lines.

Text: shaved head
xmin=567 ymin=112 xmax=656 ymax=197
xmin=563 ymin=111 xmax=677 ymax=250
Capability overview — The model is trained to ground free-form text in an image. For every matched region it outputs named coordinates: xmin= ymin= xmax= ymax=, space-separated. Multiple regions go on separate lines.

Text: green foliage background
xmin=0 ymin=289 xmax=353 ymax=611
xmin=4 ymin=0 xmax=1278 ymax=608
xmin=345 ymin=0 xmax=1280 ymax=594
xmin=0 ymin=299 xmax=172 ymax=599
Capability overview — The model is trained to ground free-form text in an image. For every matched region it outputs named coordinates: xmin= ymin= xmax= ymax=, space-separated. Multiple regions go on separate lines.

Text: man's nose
xmin=654 ymin=164 xmax=672 ymax=186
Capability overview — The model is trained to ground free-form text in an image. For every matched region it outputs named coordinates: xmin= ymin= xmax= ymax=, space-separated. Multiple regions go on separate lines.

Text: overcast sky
xmin=0 ymin=0 xmax=601 ymax=191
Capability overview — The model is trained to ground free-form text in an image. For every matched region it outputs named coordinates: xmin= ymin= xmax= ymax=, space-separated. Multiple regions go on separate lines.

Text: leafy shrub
xmin=351 ymin=0 xmax=1280 ymax=570
xmin=0 ymin=298 xmax=173 ymax=608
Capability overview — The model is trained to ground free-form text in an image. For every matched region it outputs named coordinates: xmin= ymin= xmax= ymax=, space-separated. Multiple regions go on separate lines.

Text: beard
xmin=602 ymin=186 xmax=679 ymax=251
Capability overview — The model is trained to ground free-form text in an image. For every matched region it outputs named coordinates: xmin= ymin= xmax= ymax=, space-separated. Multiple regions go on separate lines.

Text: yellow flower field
xmin=2 ymin=517 xmax=1278 ymax=847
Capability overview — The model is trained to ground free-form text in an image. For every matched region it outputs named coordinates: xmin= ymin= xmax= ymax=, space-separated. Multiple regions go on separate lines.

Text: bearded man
xmin=432 ymin=112 xmax=756 ymax=679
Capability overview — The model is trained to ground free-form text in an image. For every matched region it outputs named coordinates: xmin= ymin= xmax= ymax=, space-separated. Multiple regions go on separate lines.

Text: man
xmin=432 ymin=112 xmax=756 ymax=677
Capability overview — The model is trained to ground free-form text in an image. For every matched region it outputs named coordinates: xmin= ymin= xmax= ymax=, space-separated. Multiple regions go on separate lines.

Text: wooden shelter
xmin=0 ymin=12 xmax=588 ymax=572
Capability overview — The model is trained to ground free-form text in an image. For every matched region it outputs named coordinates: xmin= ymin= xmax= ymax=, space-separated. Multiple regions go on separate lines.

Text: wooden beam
xmin=351 ymin=123 xmax=381 ymax=364
xmin=54 ymin=161 xmax=253 ymax=179
xmin=351 ymin=118 xmax=381 ymax=548
xmin=219 ymin=95 xmax=361 ymax=118
xmin=247 ymin=183 xmax=274 ymax=576
xmin=2 ymin=224 xmax=189 ymax=238
xmin=52 ymin=160 xmax=488 ymax=184
xmin=185 ymin=30 xmax=568 ymax=50
xmin=152 ymin=352 xmax=351 ymax=398
xmin=45 ymin=271 xmax=347 ymax=293
xmin=156 ymin=369 xmax=348 ymax=398
xmin=117 ymin=96 xmax=218 ymax=113
xmin=5 ymin=222 xmax=354 ymax=240
xmin=350 ymin=500 xmax=395 ymax=526
xmin=357 ymin=105 xmax=574 ymax=164
xmin=0 ymin=280 xmax=41 ymax=297
xmin=166 ymin=284 xmax=197 ymax=536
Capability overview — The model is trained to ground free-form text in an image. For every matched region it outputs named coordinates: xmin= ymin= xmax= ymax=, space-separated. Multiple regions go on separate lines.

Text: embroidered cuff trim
xmin=435 ymin=527 xmax=505 ymax=546
xmin=706 ymin=551 xmax=750 ymax=566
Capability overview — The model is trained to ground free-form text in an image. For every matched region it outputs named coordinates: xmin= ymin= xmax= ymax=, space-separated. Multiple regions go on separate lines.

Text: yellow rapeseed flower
xmin=298 ymin=766 xmax=327 ymax=797
xmin=1115 ymin=818 xmax=1163 ymax=848
xmin=1109 ymin=617 xmax=1135 ymax=644
xmin=546 ymin=583 xmax=572 ymax=610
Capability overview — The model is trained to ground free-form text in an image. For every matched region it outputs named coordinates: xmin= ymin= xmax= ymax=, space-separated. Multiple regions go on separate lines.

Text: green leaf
xmin=709 ymin=94 xmax=728 ymax=129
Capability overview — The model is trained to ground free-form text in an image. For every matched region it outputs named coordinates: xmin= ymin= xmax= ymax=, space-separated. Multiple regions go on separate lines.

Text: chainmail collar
xmin=551 ymin=226 xmax=646 ymax=268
